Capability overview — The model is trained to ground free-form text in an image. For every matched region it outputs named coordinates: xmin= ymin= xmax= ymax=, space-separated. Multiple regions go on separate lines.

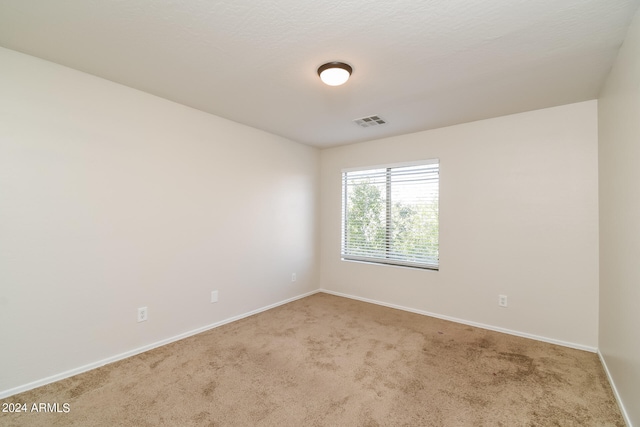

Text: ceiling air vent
xmin=353 ymin=115 xmax=386 ymax=128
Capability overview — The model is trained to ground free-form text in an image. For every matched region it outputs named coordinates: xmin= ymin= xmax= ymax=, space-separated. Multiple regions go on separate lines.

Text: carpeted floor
xmin=0 ymin=293 xmax=625 ymax=426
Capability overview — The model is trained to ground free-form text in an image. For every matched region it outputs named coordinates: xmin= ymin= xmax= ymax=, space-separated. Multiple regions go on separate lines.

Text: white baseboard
xmin=598 ymin=350 xmax=633 ymax=427
xmin=319 ymin=289 xmax=598 ymax=353
xmin=0 ymin=290 xmax=320 ymax=400
xmin=1 ymin=288 xmax=603 ymax=400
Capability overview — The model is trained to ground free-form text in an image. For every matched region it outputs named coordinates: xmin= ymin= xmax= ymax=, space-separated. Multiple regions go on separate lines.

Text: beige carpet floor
xmin=0 ymin=293 xmax=625 ymax=426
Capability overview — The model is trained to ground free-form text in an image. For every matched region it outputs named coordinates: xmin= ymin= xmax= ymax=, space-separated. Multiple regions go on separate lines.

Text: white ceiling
xmin=1 ymin=0 xmax=638 ymax=148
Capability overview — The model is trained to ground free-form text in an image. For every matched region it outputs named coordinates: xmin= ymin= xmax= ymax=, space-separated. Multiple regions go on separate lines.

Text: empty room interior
xmin=1 ymin=1 xmax=639 ymax=426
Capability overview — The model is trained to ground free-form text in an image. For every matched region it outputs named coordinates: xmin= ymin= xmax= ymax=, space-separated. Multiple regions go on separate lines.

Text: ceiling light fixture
xmin=317 ymin=62 xmax=352 ymax=86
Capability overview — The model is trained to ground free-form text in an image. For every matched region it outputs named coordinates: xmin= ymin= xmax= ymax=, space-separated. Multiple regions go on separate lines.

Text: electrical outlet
xmin=291 ymin=273 xmax=297 ymax=282
xmin=211 ymin=290 xmax=219 ymax=303
xmin=498 ymin=295 xmax=508 ymax=308
xmin=137 ymin=307 xmax=148 ymax=322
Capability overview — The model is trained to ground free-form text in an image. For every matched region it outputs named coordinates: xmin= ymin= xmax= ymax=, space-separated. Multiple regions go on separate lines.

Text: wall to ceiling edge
xmin=0 ymin=46 xmax=320 ymax=395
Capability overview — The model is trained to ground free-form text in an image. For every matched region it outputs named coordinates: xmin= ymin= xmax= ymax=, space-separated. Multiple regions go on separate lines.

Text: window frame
xmin=341 ymin=159 xmax=439 ymax=271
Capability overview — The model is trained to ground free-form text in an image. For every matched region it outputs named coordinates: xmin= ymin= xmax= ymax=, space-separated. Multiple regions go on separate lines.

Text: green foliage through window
xmin=341 ymin=162 xmax=439 ymax=270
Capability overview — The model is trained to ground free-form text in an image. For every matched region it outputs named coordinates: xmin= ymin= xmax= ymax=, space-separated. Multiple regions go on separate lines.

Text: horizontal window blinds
xmin=341 ymin=162 xmax=439 ymax=270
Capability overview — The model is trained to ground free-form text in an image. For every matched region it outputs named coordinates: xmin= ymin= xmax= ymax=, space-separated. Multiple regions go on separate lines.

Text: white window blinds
xmin=341 ymin=161 xmax=439 ymax=270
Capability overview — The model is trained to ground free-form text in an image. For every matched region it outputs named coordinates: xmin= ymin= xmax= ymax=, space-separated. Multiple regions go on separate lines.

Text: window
xmin=341 ymin=160 xmax=439 ymax=270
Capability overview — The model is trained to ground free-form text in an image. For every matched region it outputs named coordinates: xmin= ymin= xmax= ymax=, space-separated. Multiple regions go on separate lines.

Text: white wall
xmin=598 ymin=8 xmax=640 ymax=426
xmin=320 ymin=101 xmax=599 ymax=349
xmin=0 ymin=47 xmax=319 ymax=395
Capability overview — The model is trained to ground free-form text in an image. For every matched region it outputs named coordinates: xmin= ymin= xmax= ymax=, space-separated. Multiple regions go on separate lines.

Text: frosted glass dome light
xmin=318 ymin=62 xmax=352 ymax=86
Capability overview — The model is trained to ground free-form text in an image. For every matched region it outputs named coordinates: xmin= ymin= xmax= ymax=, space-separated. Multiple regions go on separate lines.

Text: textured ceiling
xmin=1 ymin=0 xmax=639 ymax=147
